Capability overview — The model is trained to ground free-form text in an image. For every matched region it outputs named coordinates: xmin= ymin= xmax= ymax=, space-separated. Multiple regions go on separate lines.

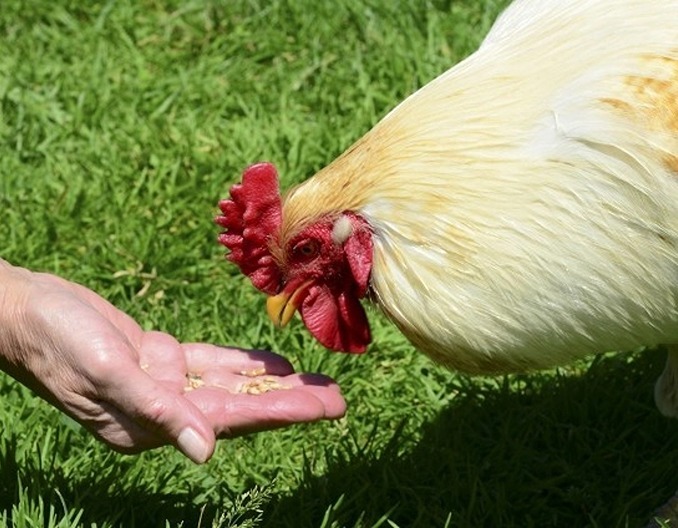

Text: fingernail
xmin=177 ymin=427 xmax=210 ymax=464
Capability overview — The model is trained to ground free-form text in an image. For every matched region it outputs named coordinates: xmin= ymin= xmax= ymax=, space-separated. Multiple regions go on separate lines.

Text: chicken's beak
xmin=266 ymin=281 xmax=312 ymax=328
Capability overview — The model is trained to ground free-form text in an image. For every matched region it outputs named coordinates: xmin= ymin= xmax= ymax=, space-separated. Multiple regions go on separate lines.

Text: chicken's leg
xmin=654 ymin=345 xmax=678 ymax=418
xmin=641 ymin=347 xmax=678 ymax=527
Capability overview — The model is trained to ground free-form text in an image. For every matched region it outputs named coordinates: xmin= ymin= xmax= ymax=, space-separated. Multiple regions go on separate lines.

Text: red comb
xmin=215 ymin=163 xmax=282 ymax=295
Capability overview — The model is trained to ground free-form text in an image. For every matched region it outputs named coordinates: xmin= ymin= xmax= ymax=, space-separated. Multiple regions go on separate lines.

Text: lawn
xmin=1 ymin=0 xmax=677 ymax=526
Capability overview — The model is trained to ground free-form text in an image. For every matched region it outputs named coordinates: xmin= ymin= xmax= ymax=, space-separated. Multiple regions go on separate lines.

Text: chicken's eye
xmin=292 ymin=240 xmax=320 ymax=259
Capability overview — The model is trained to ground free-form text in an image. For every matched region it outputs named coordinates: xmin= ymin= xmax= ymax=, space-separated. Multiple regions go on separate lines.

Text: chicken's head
xmin=215 ymin=163 xmax=373 ymax=353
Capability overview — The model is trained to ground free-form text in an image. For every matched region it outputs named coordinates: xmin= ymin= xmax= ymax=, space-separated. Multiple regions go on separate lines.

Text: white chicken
xmin=216 ymin=0 xmax=678 ymax=416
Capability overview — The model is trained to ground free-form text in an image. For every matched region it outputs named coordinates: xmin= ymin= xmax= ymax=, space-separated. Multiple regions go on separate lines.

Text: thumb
xmin=114 ymin=370 xmax=216 ymax=463
xmin=98 ymin=360 xmax=216 ymax=463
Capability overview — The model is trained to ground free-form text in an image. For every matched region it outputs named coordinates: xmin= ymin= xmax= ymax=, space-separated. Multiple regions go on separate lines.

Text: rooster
xmin=216 ymin=0 xmax=678 ymax=417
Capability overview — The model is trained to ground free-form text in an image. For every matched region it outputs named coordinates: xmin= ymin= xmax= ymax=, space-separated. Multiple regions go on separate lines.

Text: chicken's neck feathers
xmin=280 ymin=0 xmax=678 ymax=372
xmin=284 ymin=0 xmax=678 ymax=228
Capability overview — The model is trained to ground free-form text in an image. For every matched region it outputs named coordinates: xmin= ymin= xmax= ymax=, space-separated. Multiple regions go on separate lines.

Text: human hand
xmin=0 ymin=261 xmax=346 ymax=463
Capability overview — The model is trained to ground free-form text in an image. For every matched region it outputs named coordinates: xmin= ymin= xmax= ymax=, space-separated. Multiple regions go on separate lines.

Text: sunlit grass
xmin=1 ymin=1 xmax=676 ymax=526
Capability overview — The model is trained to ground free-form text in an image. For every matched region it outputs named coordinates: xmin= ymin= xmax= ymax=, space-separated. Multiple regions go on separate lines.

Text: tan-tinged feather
xmin=275 ymin=0 xmax=678 ymax=375
xmin=599 ymin=52 xmax=678 ymax=175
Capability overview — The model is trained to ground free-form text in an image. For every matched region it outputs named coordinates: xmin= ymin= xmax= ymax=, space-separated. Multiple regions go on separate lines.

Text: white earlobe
xmin=332 ymin=215 xmax=353 ymax=245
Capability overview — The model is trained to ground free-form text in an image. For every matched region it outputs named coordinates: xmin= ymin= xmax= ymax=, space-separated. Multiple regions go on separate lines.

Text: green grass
xmin=1 ymin=0 xmax=677 ymax=526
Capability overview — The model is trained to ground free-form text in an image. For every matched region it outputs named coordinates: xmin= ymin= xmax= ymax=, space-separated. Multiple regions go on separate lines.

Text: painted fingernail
xmin=177 ymin=427 xmax=210 ymax=464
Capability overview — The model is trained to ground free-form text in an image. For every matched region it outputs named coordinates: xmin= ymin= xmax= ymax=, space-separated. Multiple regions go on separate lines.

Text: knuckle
xmin=142 ymin=396 xmax=172 ymax=425
xmin=86 ymin=348 xmax=121 ymax=382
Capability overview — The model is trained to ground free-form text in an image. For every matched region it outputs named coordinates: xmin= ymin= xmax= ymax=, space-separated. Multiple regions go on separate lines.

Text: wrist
xmin=0 ymin=258 xmax=32 ymax=310
xmin=0 ymin=259 xmax=33 ymax=373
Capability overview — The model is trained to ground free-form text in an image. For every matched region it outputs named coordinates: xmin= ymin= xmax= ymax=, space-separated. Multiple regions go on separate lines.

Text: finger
xmin=137 ymin=331 xmax=188 ymax=388
xmin=195 ymin=369 xmax=340 ymax=395
xmin=183 ymin=344 xmax=296 ymax=376
xmin=283 ymin=373 xmax=347 ymax=418
xmin=104 ymin=370 xmax=216 ymax=463
xmin=96 ymin=336 xmax=217 ymax=464
xmin=186 ymin=361 xmax=343 ymax=401
xmin=91 ymin=374 xmax=345 ymax=451
xmin=185 ymin=385 xmax=346 ymax=438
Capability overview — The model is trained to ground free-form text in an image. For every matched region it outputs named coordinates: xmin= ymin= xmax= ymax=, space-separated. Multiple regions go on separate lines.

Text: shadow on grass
xmin=0 ymin=446 xmax=220 ymax=527
xmin=1 ymin=350 xmax=676 ymax=527
xmin=264 ymin=348 xmax=678 ymax=528
xmin=0 ymin=428 xmax=242 ymax=527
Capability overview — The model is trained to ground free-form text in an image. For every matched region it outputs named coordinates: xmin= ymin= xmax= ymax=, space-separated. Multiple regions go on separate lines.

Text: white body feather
xmin=285 ymin=0 xmax=678 ymax=373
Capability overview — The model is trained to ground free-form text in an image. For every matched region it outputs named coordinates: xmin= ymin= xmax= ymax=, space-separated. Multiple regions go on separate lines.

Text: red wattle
xmin=299 ymin=284 xmax=370 ymax=354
